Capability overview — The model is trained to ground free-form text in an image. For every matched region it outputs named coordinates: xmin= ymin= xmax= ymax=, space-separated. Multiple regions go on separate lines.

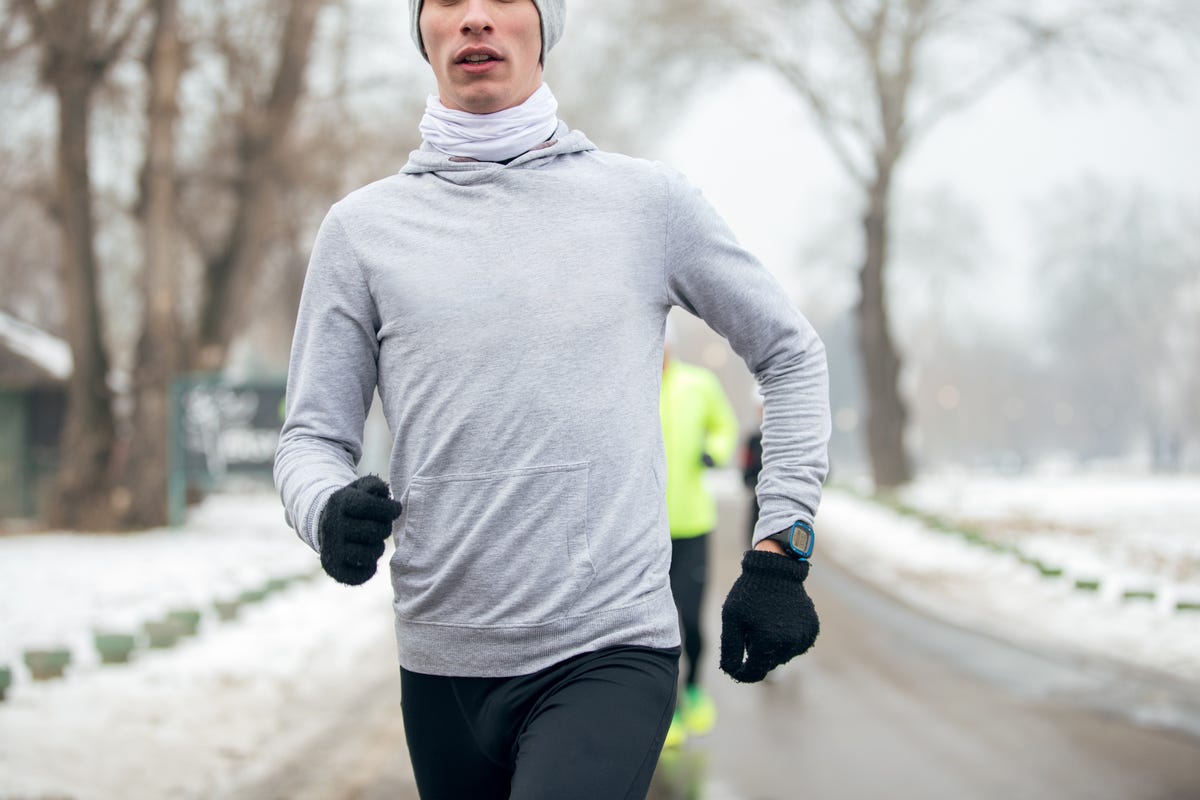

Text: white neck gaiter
xmin=419 ymin=83 xmax=560 ymax=163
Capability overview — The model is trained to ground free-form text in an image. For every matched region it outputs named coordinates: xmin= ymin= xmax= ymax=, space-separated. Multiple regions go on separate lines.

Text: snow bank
xmin=0 ymin=492 xmax=397 ymax=799
xmin=820 ymin=477 xmax=1200 ymax=682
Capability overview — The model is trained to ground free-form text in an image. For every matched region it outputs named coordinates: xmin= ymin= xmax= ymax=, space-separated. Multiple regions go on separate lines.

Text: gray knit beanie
xmin=410 ymin=0 xmax=565 ymax=63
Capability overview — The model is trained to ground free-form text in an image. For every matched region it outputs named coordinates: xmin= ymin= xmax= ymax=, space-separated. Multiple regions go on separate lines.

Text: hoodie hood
xmin=401 ymin=122 xmax=595 ymax=180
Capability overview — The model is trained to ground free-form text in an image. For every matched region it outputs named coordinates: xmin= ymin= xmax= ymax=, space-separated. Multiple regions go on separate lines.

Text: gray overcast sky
xmin=660 ymin=64 xmax=1200 ymax=340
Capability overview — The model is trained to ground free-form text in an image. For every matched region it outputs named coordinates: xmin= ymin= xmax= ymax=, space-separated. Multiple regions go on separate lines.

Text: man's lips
xmin=455 ymin=46 xmax=503 ymax=66
xmin=457 ymin=58 xmax=501 ymax=75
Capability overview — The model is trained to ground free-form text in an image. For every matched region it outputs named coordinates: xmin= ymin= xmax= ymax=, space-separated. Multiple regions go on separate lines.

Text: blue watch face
xmin=789 ymin=522 xmax=814 ymax=558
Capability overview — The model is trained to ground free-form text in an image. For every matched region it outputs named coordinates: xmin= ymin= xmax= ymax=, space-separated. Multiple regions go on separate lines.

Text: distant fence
xmin=170 ymin=375 xmax=285 ymax=525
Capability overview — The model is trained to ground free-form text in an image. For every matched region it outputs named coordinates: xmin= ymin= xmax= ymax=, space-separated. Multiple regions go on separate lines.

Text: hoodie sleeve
xmin=662 ymin=168 xmax=831 ymax=546
xmin=273 ymin=208 xmax=381 ymax=552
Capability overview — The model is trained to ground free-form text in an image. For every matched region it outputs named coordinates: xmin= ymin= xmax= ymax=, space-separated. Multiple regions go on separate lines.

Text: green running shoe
xmin=682 ymin=685 xmax=717 ymax=736
xmin=664 ymin=709 xmax=687 ymax=748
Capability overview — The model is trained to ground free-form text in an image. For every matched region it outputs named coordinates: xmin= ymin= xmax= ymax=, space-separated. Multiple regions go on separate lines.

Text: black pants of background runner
xmin=400 ymin=645 xmax=680 ymax=800
xmin=669 ymin=533 xmax=710 ymax=688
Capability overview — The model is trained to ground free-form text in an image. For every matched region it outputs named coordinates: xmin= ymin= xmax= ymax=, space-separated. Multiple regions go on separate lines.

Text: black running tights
xmin=669 ymin=533 xmax=710 ymax=688
xmin=399 ymin=645 xmax=679 ymax=800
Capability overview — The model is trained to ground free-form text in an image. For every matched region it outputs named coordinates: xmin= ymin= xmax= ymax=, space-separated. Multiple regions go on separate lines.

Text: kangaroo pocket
xmin=391 ymin=462 xmax=594 ymax=627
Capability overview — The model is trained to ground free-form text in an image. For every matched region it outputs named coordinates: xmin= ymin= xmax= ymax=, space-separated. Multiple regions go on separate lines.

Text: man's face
xmin=420 ymin=0 xmax=544 ymax=114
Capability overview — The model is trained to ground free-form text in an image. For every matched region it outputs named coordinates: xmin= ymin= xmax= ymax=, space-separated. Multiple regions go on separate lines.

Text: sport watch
xmin=766 ymin=520 xmax=815 ymax=561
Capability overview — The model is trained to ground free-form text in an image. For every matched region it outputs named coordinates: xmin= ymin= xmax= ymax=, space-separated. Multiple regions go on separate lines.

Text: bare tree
xmin=1037 ymin=180 xmax=1200 ymax=469
xmin=552 ymin=0 xmax=728 ymax=155
xmin=2 ymin=0 xmax=340 ymax=528
xmin=683 ymin=0 xmax=1199 ymax=488
xmin=11 ymin=0 xmax=149 ymax=528
xmin=189 ymin=0 xmax=330 ymax=372
xmin=122 ymin=0 xmax=182 ymax=527
xmin=0 ymin=149 xmax=61 ymax=329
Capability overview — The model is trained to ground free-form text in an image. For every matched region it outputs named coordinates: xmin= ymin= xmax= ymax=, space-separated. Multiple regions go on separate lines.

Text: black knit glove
xmin=720 ymin=550 xmax=819 ymax=682
xmin=318 ymin=475 xmax=403 ymax=586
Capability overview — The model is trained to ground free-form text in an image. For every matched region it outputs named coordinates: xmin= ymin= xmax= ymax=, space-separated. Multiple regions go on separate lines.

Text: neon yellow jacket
xmin=660 ymin=360 xmax=739 ymax=538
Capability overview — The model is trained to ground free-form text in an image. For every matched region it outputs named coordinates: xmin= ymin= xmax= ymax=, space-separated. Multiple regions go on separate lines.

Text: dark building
xmin=0 ymin=312 xmax=69 ymax=519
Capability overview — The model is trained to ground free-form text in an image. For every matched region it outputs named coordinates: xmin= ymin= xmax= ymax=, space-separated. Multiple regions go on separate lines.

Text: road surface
xmin=224 ymin=482 xmax=1200 ymax=800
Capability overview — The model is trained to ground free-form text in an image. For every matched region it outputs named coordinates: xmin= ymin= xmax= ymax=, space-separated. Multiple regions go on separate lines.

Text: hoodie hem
xmin=392 ymin=582 xmax=680 ymax=677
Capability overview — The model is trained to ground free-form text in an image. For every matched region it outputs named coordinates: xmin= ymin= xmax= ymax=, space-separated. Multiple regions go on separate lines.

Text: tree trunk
xmin=190 ymin=0 xmax=327 ymax=372
xmin=192 ymin=148 xmax=273 ymax=372
xmin=856 ymin=163 xmax=912 ymax=489
xmin=122 ymin=0 xmax=182 ymax=528
xmin=46 ymin=72 xmax=119 ymax=529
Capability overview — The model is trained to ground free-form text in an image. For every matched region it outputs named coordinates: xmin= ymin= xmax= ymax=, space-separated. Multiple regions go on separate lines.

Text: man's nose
xmin=460 ymin=0 xmax=495 ymax=35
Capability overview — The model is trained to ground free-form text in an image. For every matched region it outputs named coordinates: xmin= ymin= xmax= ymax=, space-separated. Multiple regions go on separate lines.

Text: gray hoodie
xmin=274 ymin=124 xmax=830 ymax=677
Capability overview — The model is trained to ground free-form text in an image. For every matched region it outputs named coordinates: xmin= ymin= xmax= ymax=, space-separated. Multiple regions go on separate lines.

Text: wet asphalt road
xmin=650 ymin=507 xmax=1200 ymax=800
xmin=226 ymin=487 xmax=1200 ymax=800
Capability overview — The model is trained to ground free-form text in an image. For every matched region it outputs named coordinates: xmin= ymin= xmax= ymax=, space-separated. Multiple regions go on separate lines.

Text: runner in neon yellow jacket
xmin=659 ymin=348 xmax=739 ymax=745
xmin=661 ymin=356 xmax=740 ymax=538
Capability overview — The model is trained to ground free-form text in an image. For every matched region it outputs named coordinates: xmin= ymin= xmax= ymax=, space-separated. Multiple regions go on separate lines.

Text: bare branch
xmin=95 ymin=0 xmax=152 ymax=70
xmin=885 ymin=0 xmax=933 ymax=153
xmin=0 ymin=4 xmax=36 ymax=59
xmin=781 ymin=89 xmax=868 ymax=182
xmin=260 ymin=0 xmax=325 ymax=137
xmin=770 ymin=57 xmax=872 ymax=184
xmin=905 ymin=2 xmax=1198 ymax=143
xmin=9 ymin=0 xmax=46 ymax=32
xmin=828 ymin=0 xmax=871 ymax=49
xmin=9 ymin=0 xmax=47 ymax=50
xmin=728 ymin=1 xmax=872 ymax=183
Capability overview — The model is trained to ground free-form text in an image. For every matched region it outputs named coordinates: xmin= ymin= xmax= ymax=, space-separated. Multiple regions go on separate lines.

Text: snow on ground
xmin=818 ymin=472 xmax=1200 ymax=682
xmin=0 ymin=492 xmax=398 ymax=800
xmin=1 ymin=473 xmax=1199 ymax=798
xmin=898 ymin=472 xmax=1200 ymax=585
xmin=0 ymin=496 xmax=315 ymax=666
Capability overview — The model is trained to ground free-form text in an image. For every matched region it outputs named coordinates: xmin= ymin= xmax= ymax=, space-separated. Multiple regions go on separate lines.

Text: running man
xmin=274 ymin=1 xmax=830 ymax=797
